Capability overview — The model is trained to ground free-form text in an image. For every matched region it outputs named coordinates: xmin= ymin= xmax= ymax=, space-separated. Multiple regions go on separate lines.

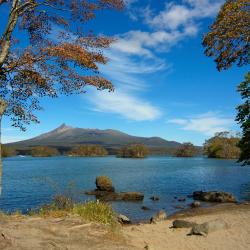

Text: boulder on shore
xmin=193 ymin=191 xmax=236 ymax=203
xmin=95 ymin=176 xmax=115 ymax=192
xmin=172 ymin=220 xmax=197 ymax=228
xmin=190 ymin=201 xmax=201 ymax=208
xmin=189 ymin=219 xmax=228 ymax=236
xmin=117 ymin=214 xmax=131 ymax=224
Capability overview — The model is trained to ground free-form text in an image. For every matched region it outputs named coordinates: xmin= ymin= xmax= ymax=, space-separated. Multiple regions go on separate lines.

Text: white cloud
xmin=146 ymin=0 xmax=224 ymax=30
xmin=112 ymin=26 xmax=198 ymax=57
xmin=168 ymin=112 xmax=234 ymax=136
xmin=89 ymin=89 xmax=162 ymax=121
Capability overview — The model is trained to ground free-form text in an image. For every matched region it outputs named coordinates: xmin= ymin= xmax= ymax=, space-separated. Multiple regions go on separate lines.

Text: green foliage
xmin=31 ymin=146 xmax=59 ymax=157
xmin=174 ymin=142 xmax=197 ymax=157
xmin=68 ymin=145 xmax=108 ymax=157
xmin=1 ymin=145 xmax=17 ymax=157
xmin=117 ymin=144 xmax=149 ymax=158
xmin=203 ymin=132 xmax=241 ymax=159
xmin=236 ymin=72 xmax=250 ymax=165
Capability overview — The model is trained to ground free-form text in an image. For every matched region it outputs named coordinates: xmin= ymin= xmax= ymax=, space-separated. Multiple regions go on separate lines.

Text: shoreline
xmin=0 ymin=202 xmax=249 ymax=249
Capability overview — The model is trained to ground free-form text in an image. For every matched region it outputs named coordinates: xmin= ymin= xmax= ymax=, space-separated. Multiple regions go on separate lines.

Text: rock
xmin=173 ymin=205 xmax=184 ymax=209
xmin=178 ymin=197 xmax=186 ymax=202
xmin=187 ymin=194 xmax=193 ymax=198
xmin=172 ymin=220 xmax=197 ymax=228
xmin=95 ymin=176 xmax=115 ymax=192
xmin=190 ymin=201 xmax=201 ymax=208
xmin=189 ymin=219 xmax=228 ymax=236
xmin=85 ymin=190 xmax=144 ymax=201
xmin=117 ymin=214 xmax=131 ymax=224
xmin=150 ymin=196 xmax=159 ymax=201
xmin=193 ymin=191 xmax=236 ymax=203
xmin=150 ymin=210 xmax=167 ymax=224
xmin=121 ymin=192 xmax=144 ymax=201
xmin=141 ymin=206 xmax=150 ymax=211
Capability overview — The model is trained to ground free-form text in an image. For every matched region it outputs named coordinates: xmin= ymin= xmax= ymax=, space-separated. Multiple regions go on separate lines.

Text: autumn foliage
xmin=203 ymin=132 xmax=241 ymax=159
xmin=31 ymin=146 xmax=59 ymax=157
xmin=68 ymin=145 xmax=108 ymax=157
xmin=0 ymin=0 xmax=124 ymax=130
xmin=203 ymin=0 xmax=249 ymax=71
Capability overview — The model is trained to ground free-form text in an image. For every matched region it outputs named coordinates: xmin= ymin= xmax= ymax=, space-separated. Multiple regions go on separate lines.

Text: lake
xmin=1 ymin=156 xmax=250 ymax=222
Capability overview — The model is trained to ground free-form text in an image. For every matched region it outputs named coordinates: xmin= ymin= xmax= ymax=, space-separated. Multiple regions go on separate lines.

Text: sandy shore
xmin=0 ymin=203 xmax=249 ymax=250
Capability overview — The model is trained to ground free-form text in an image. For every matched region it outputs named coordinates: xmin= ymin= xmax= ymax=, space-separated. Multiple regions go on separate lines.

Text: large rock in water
xmin=85 ymin=190 xmax=144 ymax=201
xmin=95 ymin=176 xmax=115 ymax=192
xmin=193 ymin=191 xmax=236 ymax=203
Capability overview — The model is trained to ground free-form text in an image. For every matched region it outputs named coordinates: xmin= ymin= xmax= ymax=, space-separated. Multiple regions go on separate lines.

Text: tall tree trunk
xmin=0 ymin=98 xmax=7 ymax=195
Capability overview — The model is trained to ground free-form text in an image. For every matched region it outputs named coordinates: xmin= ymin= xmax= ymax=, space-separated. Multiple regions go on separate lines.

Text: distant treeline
xmin=1 ymin=132 xmax=242 ymax=160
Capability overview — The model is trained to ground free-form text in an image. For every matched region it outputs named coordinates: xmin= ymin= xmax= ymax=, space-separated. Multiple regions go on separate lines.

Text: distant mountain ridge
xmin=8 ymin=124 xmax=182 ymax=152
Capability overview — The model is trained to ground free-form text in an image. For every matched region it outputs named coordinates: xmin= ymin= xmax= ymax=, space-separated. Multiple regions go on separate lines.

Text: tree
xmin=174 ymin=142 xmax=197 ymax=157
xmin=203 ymin=0 xmax=249 ymax=165
xmin=31 ymin=146 xmax=59 ymax=157
xmin=0 ymin=0 xmax=124 ymax=194
xmin=203 ymin=0 xmax=249 ymax=71
xmin=118 ymin=144 xmax=149 ymax=158
xmin=203 ymin=132 xmax=241 ymax=159
xmin=236 ymin=73 xmax=250 ymax=165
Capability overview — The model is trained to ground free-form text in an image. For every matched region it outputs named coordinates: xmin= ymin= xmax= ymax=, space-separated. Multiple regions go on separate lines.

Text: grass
xmin=72 ymin=200 xmax=116 ymax=226
xmin=34 ymin=195 xmax=118 ymax=230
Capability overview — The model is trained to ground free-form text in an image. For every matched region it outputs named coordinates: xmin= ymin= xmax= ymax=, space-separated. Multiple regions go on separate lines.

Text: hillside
xmin=8 ymin=124 xmax=182 ymax=154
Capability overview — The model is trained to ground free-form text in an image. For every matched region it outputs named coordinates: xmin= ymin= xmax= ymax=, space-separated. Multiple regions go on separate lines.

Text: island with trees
xmin=1 ymin=145 xmax=17 ymax=158
xmin=203 ymin=132 xmax=241 ymax=159
xmin=31 ymin=146 xmax=59 ymax=157
xmin=117 ymin=144 xmax=149 ymax=158
xmin=67 ymin=145 xmax=108 ymax=157
xmin=174 ymin=143 xmax=198 ymax=157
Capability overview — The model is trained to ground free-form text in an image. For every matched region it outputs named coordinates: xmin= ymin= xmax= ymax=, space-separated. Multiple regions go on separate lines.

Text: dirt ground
xmin=0 ymin=203 xmax=250 ymax=250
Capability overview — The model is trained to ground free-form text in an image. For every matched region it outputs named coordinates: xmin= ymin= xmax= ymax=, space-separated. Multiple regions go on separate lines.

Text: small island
xmin=117 ymin=144 xmax=149 ymax=158
xmin=31 ymin=146 xmax=59 ymax=157
xmin=174 ymin=142 xmax=198 ymax=157
xmin=203 ymin=132 xmax=241 ymax=159
xmin=67 ymin=145 xmax=108 ymax=157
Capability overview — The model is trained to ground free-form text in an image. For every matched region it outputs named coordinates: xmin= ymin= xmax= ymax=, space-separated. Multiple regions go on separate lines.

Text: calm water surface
xmin=1 ymin=156 xmax=250 ymax=222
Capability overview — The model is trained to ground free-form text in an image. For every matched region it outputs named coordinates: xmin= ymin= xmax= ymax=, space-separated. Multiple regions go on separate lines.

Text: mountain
xmin=8 ymin=124 xmax=182 ymax=154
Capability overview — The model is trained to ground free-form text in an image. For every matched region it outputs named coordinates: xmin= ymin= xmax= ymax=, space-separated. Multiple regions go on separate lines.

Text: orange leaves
xmin=46 ymin=43 xmax=107 ymax=70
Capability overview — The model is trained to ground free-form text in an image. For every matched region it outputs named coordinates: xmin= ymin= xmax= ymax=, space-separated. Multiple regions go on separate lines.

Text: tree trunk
xmin=0 ymin=98 xmax=7 ymax=195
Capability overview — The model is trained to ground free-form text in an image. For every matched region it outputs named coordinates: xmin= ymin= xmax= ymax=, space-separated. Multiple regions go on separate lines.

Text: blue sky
xmin=1 ymin=0 xmax=248 ymax=145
